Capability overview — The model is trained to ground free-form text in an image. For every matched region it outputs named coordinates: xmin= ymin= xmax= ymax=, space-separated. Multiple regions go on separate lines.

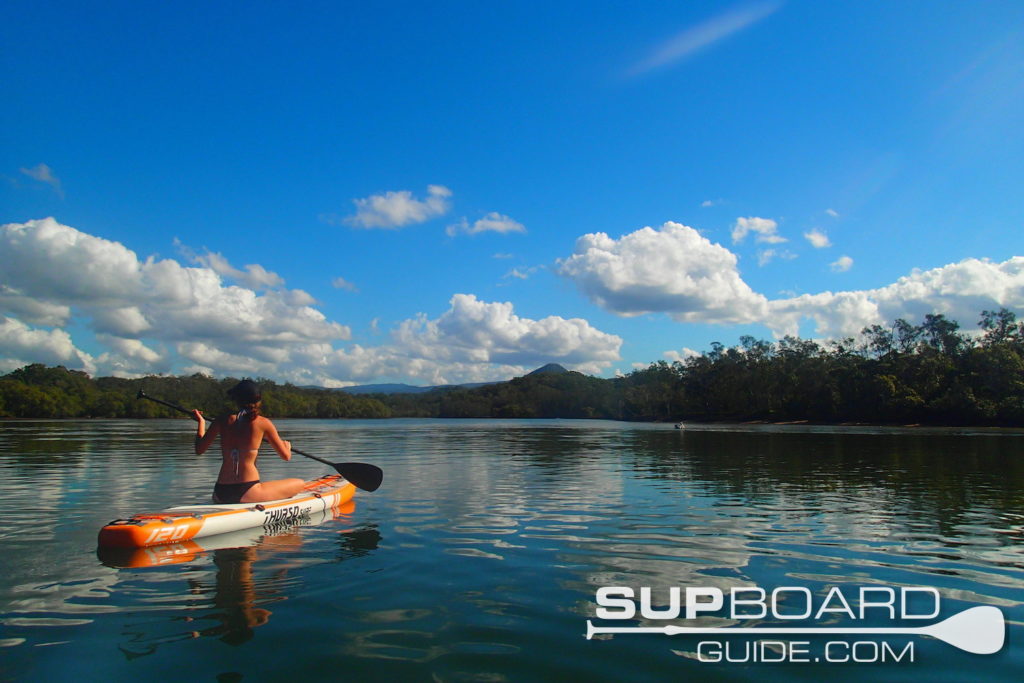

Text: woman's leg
xmin=241 ymin=478 xmax=306 ymax=503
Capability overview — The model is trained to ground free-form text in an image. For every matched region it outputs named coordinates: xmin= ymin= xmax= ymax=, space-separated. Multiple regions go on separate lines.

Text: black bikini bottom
xmin=214 ymin=480 xmax=259 ymax=504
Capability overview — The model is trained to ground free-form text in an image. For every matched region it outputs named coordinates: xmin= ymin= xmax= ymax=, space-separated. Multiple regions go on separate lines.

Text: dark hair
xmin=227 ymin=380 xmax=261 ymax=416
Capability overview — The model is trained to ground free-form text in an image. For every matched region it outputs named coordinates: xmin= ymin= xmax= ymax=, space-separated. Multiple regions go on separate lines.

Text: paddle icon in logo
xmin=586 ymin=605 xmax=1006 ymax=655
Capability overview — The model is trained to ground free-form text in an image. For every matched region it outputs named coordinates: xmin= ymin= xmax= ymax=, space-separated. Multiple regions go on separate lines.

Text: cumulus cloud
xmin=830 ymin=256 xmax=854 ymax=272
xmin=175 ymin=240 xmax=286 ymax=290
xmin=768 ymin=257 xmax=1024 ymax=339
xmin=0 ymin=218 xmax=621 ymax=385
xmin=556 ymin=222 xmax=769 ymax=324
xmin=395 ymin=294 xmax=621 ymax=372
xmin=665 ymin=347 xmax=702 ymax=363
xmin=804 ymin=229 xmax=832 ymax=248
xmin=0 ymin=286 xmax=70 ymax=326
xmin=0 ymin=317 xmax=94 ymax=374
xmin=331 ymin=276 xmax=359 ymax=292
xmin=303 ymin=294 xmax=618 ymax=387
xmin=502 ymin=266 xmax=541 ymax=281
xmin=344 ymin=185 xmax=452 ymax=229
xmin=446 ymin=212 xmax=526 ymax=237
xmin=757 ymin=249 xmax=797 ymax=267
xmin=195 ymin=251 xmax=285 ymax=290
xmin=557 ymin=220 xmax=1024 ymax=345
xmin=94 ymin=335 xmax=168 ymax=378
xmin=20 ymin=163 xmax=64 ymax=198
xmin=0 ymin=218 xmax=350 ymax=378
xmin=732 ymin=216 xmax=786 ymax=244
xmin=301 ymin=294 xmax=622 ymax=386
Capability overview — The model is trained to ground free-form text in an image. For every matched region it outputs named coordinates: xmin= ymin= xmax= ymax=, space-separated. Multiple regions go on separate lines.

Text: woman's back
xmin=193 ymin=379 xmax=305 ymax=504
xmin=216 ymin=412 xmax=268 ymax=484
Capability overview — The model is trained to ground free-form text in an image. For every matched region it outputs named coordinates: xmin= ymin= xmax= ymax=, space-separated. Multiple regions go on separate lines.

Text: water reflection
xmin=101 ymin=503 xmax=382 ymax=657
xmin=1 ymin=419 xmax=1022 ymax=681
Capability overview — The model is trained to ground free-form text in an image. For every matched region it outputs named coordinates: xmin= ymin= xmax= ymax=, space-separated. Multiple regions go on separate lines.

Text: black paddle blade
xmin=334 ymin=462 xmax=383 ymax=492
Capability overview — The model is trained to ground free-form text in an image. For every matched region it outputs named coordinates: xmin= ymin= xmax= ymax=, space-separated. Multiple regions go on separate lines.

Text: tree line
xmin=0 ymin=366 xmax=389 ymax=419
xmin=2 ymin=309 xmax=1022 ymax=426
xmin=376 ymin=308 xmax=1024 ymax=426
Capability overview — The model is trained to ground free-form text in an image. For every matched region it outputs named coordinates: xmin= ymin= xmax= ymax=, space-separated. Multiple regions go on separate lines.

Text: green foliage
xmin=0 ymin=365 xmax=390 ymax=420
xmin=379 ymin=310 xmax=1024 ymax=426
xmin=3 ymin=309 xmax=1023 ymax=426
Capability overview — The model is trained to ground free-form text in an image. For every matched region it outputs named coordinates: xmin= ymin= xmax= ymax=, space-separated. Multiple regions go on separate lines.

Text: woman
xmin=193 ymin=379 xmax=306 ymax=504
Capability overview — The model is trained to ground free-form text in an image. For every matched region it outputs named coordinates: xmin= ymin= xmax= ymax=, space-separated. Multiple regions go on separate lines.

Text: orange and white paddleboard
xmin=97 ymin=474 xmax=356 ymax=549
xmin=97 ymin=500 xmax=357 ymax=568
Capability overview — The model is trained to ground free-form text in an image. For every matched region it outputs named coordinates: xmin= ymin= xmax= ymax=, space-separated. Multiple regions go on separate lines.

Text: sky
xmin=2 ymin=1 xmax=1023 ymax=387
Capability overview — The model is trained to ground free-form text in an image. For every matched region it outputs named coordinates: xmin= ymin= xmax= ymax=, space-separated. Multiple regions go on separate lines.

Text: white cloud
xmin=303 ymin=294 xmax=622 ymax=386
xmin=0 ymin=317 xmax=94 ymax=374
xmin=625 ymin=1 xmax=781 ymax=77
xmin=757 ymin=249 xmax=796 ymax=267
xmin=826 ymin=208 xmax=840 ymax=218
xmin=344 ymin=185 xmax=452 ymax=229
xmin=804 ymin=229 xmax=832 ymax=248
xmin=769 ymin=257 xmax=1024 ymax=338
xmin=557 ymin=220 xmax=1024 ymax=347
xmin=0 ymin=285 xmax=70 ymax=326
xmin=94 ymin=335 xmax=167 ymax=378
xmin=97 ymin=335 xmax=164 ymax=364
xmin=197 ymin=251 xmax=285 ymax=289
xmin=331 ymin=276 xmax=359 ymax=292
xmin=395 ymin=294 xmax=622 ymax=371
xmin=175 ymin=240 xmax=286 ymax=290
xmin=557 ymin=221 xmax=769 ymax=325
xmin=665 ymin=347 xmax=702 ymax=363
xmin=502 ymin=266 xmax=540 ymax=281
xmin=701 ymin=200 xmax=716 ymax=208
xmin=20 ymin=163 xmax=63 ymax=198
xmin=0 ymin=218 xmax=350 ymax=379
xmin=732 ymin=216 xmax=786 ymax=244
xmin=446 ymin=212 xmax=526 ymax=237
xmin=830 ymin=255 xmax=854 ymax=272
xmin=0 ymin=218 xmax=621 ymax=386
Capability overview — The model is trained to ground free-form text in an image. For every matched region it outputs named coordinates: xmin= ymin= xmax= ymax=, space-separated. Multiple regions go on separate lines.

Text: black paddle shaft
xmin=135 ymin=390 xmax=382 ymax=492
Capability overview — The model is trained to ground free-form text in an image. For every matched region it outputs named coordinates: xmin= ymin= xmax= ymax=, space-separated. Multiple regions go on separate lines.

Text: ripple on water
xmin=1 ymin=419 xmax=1022 ymax=681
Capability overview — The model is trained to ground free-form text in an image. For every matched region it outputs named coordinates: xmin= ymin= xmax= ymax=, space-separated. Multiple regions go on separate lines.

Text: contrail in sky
xmin=626 ymin=1 xmax=782 ymax=78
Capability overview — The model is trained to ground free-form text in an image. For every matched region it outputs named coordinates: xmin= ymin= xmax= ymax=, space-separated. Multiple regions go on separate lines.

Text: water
xmin=0 ymin=419 xmax=1022 ymax=681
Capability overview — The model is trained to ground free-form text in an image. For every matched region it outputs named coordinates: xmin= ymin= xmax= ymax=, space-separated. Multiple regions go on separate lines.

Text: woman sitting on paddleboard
xmin=193 ymin=380 xmax=305 ymax=504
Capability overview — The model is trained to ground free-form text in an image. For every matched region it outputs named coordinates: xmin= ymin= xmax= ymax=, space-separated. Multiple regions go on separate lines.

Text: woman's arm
xmin=262 ymin=419 xmax=292 ymax=461
xmin=193 ymin=410 xmax=220 ymax=454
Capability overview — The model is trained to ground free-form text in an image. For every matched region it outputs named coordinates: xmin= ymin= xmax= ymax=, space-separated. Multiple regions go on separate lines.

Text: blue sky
xmin=2 ymin=1 xmax=1023 ymax=386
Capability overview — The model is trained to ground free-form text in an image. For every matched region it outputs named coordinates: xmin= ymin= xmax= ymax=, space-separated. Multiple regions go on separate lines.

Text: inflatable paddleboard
xmin=97 ymin=474 xmax=355 ymax=549
xmin=98 ymin=500 xmax=355 ymax=568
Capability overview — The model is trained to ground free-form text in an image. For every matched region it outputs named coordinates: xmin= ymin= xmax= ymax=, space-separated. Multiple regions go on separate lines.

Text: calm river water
xmin=0 ymin=419 xmax=1022 ymax=681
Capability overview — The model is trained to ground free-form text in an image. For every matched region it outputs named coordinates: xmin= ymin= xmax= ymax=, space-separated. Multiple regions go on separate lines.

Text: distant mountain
xmin=526 ymin=363 xmax=568 ymax=376
xmin=339 ymin=365 xmax=567 ymax=395
xmin=340 ymin=380 xmax=502 ymax=395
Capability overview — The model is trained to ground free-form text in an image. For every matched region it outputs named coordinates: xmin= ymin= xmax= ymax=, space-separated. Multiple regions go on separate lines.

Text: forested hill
xmin=0 ymin=367 xmax=391 ymax=419
xmin=2 ymin=309 xmax=1023 ymax=426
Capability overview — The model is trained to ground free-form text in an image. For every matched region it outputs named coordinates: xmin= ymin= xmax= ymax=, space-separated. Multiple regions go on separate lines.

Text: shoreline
xmin=5 ymin=415 xmax=1024 ymax=434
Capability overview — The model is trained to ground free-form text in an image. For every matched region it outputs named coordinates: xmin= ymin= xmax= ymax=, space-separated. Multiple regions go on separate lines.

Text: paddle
xmin=136 ymin=390 xmax=383 ymax=492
